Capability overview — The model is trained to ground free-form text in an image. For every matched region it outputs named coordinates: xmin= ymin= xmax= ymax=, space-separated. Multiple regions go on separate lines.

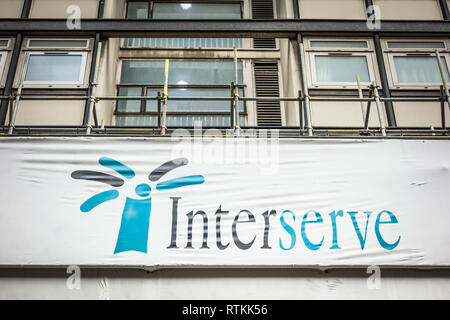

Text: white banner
xmin=0 ymin=136 xmax=449 ymax=268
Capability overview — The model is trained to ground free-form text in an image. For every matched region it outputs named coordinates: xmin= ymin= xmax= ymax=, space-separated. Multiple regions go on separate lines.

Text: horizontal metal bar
xmin=2 ymin=124 xmax=448 ymax=131
xmin=0 ymin=19 xmax=449 ymax=38
xmin=0 ymin=95 xmax=445 ymax=103
xmin=240 ymin=97 xmax=299 ymax=101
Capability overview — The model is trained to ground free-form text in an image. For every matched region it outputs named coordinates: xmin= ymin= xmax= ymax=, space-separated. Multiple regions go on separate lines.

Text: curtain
xmin=394 ymin=56 xmax=450 ymax=83
xmin=315 ymin=56 xmax=370 ymax=83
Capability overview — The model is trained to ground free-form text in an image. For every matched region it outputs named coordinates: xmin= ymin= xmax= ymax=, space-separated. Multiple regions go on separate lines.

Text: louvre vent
xmin=251 ymin=0 xmax=274 ymax=19
xmin=254 ymin=62 xmax=282 ymax=126
xmin=252 ymin=0 xmax=277 ymax=49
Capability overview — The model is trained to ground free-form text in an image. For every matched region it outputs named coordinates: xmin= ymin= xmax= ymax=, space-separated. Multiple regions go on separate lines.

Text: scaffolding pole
xmin=435 ymin=49 xmax=450 ymax=108
xmin=8 ymin=52 xmax=29 ymax=135
xmin=86 ymin=41 xmax=102 ymax=135
xmin=356 ymin=74 xmax=366 ymax=123
xmin=233 ymin=47 xmax=240 ymax=131
xmin=298 ymin=39 xmax=313 ymax=136
xmin=372 ymin=82 xmax=387 ymax=137
xmin=161 ymin=59 xmax=169 ymax=135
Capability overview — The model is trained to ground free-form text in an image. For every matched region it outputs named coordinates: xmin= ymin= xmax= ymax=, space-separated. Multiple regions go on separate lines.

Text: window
xmin=19 ymin=38 xmax=92 ymax=88
xmin=27 ymin=39 xmax=89 ymax=49
xmin=383 ymin=39 xmax=450 ymax=88
xmin=124 ymin=1 xmax=243 ymax=49
xmin=116 ymin=60 xmax=246 ymax=127
xmin=126 ymin=1 xmax=242 ymax=19
xmin=24 ymin=53 xmax=87 ymax=85
xmin=304 ymin=38 xmax=378 ymax=89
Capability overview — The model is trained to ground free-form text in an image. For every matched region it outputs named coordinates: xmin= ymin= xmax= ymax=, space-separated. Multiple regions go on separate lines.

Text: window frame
xmin=0 ymin=38 xmax=14 ymax=87
xmin=17 ymin=38 xmax=93 ymax=88
xmin=123 ymin=0 xmax=247 ymax=50
xmin=0 ymin=52 xmax=8 ymax=86
xmin=304 ymin=37 xmax=379 ymax=89
xmin=115 ymin=58 xmax=248 ymax=127
xmin=26 ymin=39 xmax=90 ymax=50
xmin=22 ymin=51 xmax=89 ymax=86
xmin=382 ymin=38 xmax=450 ymax=89
xmin=125 ymin=0 xmax=244 ymax=20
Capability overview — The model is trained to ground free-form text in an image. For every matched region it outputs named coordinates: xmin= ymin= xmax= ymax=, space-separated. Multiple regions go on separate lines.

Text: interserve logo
xmin=71 ymin=157 xmax=205 ymax=254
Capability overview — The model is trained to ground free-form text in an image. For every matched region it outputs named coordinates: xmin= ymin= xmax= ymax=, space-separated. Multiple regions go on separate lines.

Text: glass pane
xmin=166 ymin=116 xmax=245 ymax=127
xmin=126 ymin=1 xmax=149 ymax=19
xmin=164 ymin=88 xmax=243 ymax=113
xmin=153 ymin=3 xmax=241 ymax=19
xmin=315 ymin=56 xmax=370 ymax=82
xmin=388 ymin=42 xmax=445 ymax=49
xmin=146 ymin=88 xmax=160 ymax=112
xmin=394 ymin=56 xmax=450 ymax=83
xmin=28 ymin=40 xmax=88 ymax=48
xmin=25 ymin=54 xmax=82 ymax=82
xmin=310 ymin=41 xmax=367 ymax=48
xmin=123 ymin=37 xmax=242 ymax=49
xmin=0 ymin=40 xmax=9 ymax=47
xmin=146 ymin=88 xmax=244 ymax=112
xmin=117 ymin=87 xmax=142 ymax=113
xmin=121 ymin=61 xmax=243 ymax=84
xmin=115 ymin=116 xmax=157 ymax=126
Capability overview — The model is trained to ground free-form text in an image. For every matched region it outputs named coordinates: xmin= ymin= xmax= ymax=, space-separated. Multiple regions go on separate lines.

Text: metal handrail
xmin=1 ymin=88 xmax=448 ymax=137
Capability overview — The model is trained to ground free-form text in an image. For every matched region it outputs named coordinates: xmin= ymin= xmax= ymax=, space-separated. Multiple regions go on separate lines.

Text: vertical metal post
xmin=440 ymin=85 xmax=446 ymax=130
xmin=21 ymin=0 xmax=32 ymax=18
xmin=298 ymin=90 xmax=304 ymax=133
xmin=356 ymin=74 xmax=366 ymax=123
xmin=161 ymin=59 xmax=169 ymax=135
xmin=0 ymin=33 xmax=23 ymax=125
xmin=86 ymin=41 xmax=102 ymax=135
xmin=364 ymin=87 xmax=373 ymax=130
xmin=233 ymin=47 xmax=240 ymax=129
xmin=83 ymin=33 xmax=101 ymax=126
xmin=372 ymin=83 xmax=387 ymax=137
xmin=230 ymin=82 xmax=235 ymax=129
xmin=373 ymin=34 xmax=397 ymax=127
xmin=435 ymin=50 xmax=450 ymax=107
xmin=297 ymin=36 xmax=313 ymax=136
xmin=97 ymin=0 xmax=105 ymax=19
xmin=157 ymin=91 xmax=162 ymax=129
xmin=293 ymin=0 xmax=300 ymax=19
xmin=438 ymin=0 xmax=450 ymax=20
xmin=8 ymin=52 xmax=29 ymax=135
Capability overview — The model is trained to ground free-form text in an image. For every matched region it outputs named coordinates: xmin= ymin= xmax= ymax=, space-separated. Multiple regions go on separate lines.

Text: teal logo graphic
xmin=71 ymin=157 xmax=204 ymax=254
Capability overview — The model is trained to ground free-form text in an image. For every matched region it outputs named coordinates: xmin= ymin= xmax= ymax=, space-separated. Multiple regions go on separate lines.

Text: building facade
xmin=0 ymin=0 xmax=449 ymax=299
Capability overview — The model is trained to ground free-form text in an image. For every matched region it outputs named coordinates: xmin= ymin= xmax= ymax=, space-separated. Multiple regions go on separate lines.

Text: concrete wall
xmin=0 ymin=0 xmax=24 ymax=18
xmin=310 ymin=100 xmax=389 ymax=128
xmin=13 ymin=100 xmax=85 ymax=126
xmin=373 ymin=0 xmax=442 ymax=20
xmin=298 ymin=0 xmax=367 ymax=19
xmin=0 ymin=268 xmax=449 ymax=299
xmin=394 ymin=101 xmax=450 ymax=127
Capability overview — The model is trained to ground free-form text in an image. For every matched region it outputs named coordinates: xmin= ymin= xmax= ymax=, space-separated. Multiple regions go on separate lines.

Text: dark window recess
xmin=252 ymin=0 xmax=277 ymax=49
xmin=254 ymin=62 xmax=281 ymax=126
